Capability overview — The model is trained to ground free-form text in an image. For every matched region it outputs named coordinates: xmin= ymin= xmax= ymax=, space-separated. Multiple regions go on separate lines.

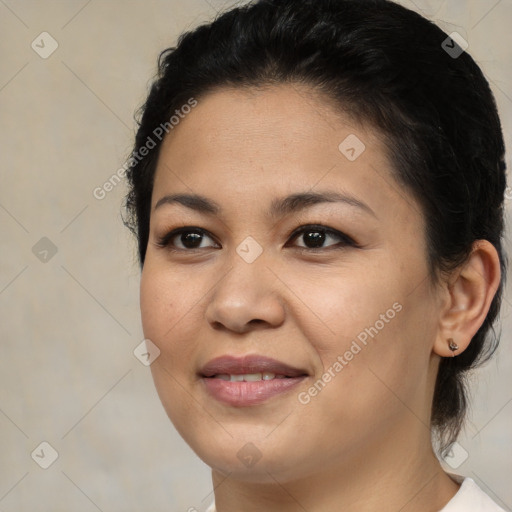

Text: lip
xmin=200 ymin=354 xmax=307 ymax=378
xmin=199 ymin=355 xmax=308 ymax=407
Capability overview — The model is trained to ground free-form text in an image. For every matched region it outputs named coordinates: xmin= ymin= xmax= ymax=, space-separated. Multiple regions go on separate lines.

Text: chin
xmin=202 ymin=450 xmax=304 ymax=484
xmin=180 ymin=426 xmax=313 ymax=483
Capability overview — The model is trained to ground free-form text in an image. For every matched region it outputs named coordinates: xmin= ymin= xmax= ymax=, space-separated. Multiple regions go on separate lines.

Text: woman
xmin=123 ymin=0 xmax=508 ymax=510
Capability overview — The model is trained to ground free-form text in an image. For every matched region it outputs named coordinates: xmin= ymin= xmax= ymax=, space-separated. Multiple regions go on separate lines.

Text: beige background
xmin=0 ymin=0 xmax=511 ymax=511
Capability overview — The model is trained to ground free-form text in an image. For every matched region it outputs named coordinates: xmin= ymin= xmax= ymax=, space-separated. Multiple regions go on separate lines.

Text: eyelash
xmin=155 ymin=224 xmax=359 ymax=253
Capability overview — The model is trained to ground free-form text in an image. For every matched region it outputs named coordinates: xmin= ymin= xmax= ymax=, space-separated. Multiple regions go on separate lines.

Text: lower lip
xmin=202 ymin=376 xmax=306 ymax=406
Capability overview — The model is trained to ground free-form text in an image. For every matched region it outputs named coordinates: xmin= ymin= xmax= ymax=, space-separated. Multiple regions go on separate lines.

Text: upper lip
xmin=200 ymin=355 xmax=308 ymax=378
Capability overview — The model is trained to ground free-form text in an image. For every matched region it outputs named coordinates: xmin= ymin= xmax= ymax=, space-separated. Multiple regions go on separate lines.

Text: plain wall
xmin=1 ymin=1 xmax=511 ymax=510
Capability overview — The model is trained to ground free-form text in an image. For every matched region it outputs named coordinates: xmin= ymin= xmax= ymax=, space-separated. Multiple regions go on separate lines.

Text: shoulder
xmin=439 ymin=477 xmax=508 ymax=512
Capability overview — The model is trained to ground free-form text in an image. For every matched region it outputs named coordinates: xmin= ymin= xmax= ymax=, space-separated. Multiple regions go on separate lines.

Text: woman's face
xmin=140 ymin=84 xmax=443 ymax=482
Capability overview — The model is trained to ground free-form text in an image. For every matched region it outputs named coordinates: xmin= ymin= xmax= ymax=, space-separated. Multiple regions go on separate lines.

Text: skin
xmin=139 ymin=84 xmax=501 ymax=512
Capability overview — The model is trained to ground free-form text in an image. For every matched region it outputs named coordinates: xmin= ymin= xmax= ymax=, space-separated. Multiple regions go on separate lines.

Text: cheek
xmin=140 ymin=266 xmax=168 ymax=332
xmin=139 ymin=262 xmax=207 ymax=394
xmin=311 ymin=286 xmax=436 ymax=438
xmin=140 ymin=262 xmax=199 ymax=341
xmin=286 ymin=261 xmax=403 ymax=354
xmin=139 ymin=263 xmax=204 ymax=426
xmin=294 ymin=258 xmax=434 ymax=408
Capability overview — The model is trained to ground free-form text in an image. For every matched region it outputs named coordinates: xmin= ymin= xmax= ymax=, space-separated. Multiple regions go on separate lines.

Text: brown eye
xmin=156 ymin=224 xmax=357 ymax=253
xmin=288 ymin=225 xmax=357 ymax=250
xmin=156 ymin=227 xmax=218 ymax=250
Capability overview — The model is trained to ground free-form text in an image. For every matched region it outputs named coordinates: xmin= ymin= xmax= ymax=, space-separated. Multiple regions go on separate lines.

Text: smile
xmin=199 ymin=355 xmax=308 ymax=406
xmin=211 ymin=372 xmax=289 ymax=381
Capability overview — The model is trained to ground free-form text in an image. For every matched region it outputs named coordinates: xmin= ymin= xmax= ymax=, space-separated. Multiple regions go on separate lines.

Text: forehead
xmin=159 ymin=84 xmax=365 ymax=159
xmin=151 ymin=84 xmax=419 ymax=226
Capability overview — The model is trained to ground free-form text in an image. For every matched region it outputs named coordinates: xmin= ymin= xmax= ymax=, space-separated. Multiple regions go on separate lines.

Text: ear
xmin=433 ymin=240 xmax=501 ymax=358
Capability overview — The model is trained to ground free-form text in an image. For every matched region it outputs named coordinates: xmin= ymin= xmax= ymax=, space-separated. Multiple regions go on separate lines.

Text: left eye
xmin=286 ymin=225 xmax=356 ymax=250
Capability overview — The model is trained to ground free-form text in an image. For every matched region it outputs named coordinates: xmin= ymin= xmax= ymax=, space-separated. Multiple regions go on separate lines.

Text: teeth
xmin=243 ymin=373 xmax=263 ymax=382
xmin=212 ymin=372 xmax=280 ymax=381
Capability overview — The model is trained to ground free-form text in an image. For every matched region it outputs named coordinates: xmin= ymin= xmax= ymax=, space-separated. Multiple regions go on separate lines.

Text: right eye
xmin=155 ymin=227 xmax=220 ymax=251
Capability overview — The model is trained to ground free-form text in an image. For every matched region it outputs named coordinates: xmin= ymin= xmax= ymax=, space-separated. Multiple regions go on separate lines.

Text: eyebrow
xmin=154 ymin=191 xmax=377 ymax=219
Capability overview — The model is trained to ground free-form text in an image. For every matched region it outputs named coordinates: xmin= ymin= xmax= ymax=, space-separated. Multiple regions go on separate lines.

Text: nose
xmin=205 ymin=253 xmax=286 ymax=334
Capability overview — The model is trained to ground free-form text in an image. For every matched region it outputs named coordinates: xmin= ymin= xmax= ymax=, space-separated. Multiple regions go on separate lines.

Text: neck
xmin=211 ymin=420 xmax=460 ymax=512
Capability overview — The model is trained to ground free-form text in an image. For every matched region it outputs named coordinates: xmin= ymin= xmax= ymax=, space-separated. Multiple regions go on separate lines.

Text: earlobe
xmin=434 ymin=335 xmax=464 ymax=359
xmin=433 ymin=240 xmax=501 ymax=358
xmin=447 ymin=338 xmax=459 ymax=356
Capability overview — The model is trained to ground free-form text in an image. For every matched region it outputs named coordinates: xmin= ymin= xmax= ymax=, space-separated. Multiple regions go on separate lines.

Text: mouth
xmin=207 ymin=372 xmax=294 ymax=381
xmin=199 ymin=355 xmax=309 ymax=407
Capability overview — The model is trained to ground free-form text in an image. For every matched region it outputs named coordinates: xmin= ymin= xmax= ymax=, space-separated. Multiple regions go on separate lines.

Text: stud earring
xmin=448 ymin=338 xmax=459 ymax=356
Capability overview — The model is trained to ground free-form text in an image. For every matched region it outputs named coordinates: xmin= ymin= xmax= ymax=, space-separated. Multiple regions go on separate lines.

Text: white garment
xmin=439 ymin=477 xmax=507 ymax=511
xmin=205 ymin=477 xmax=508 ymax=512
